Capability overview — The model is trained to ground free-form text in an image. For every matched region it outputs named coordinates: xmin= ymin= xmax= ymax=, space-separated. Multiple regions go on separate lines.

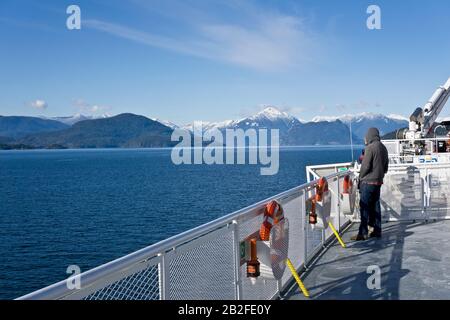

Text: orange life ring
xmin=307 ymin=177 xmax=329 ymax=225
xmin=342 ymin=175 xmax=353 ymax=194
xmin=315 ymin=177 xmax=329 ymax=202
xmin=259 ymin=200 xmax=284 ymax=241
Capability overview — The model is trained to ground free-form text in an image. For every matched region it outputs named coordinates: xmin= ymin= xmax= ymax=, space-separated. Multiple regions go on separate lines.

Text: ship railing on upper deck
xmin=381 ymin=162 xmax=450 ymax=221
xmin=17 ymin=169 xmax=355 ymax=300
xmin=307 ymin=160 xmax=450 ymax=222
xmin=380 ymin=138 xmax=450 ymax=220
xmin=17 ymin=159 xmax=450 ymax=300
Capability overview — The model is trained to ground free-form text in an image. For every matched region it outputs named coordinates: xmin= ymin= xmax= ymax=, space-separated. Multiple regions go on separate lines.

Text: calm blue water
xmin=0 ymin=147 xmax=360 ymax=299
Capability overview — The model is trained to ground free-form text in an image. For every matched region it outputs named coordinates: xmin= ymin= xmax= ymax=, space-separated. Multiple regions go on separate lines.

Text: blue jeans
xmin=359 ymin=183 xmax=382 ymax=236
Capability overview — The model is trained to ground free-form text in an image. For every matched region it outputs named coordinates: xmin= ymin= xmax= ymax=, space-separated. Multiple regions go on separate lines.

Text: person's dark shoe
xmin=369 ymin=232 xmax=382 ymax=239
xmin=350 ymin=234 xmax=368 ymax=241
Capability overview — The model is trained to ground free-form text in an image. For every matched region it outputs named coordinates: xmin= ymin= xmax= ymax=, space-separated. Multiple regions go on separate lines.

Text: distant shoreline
xmin=0 ymin=145 xmax=365 ymax=152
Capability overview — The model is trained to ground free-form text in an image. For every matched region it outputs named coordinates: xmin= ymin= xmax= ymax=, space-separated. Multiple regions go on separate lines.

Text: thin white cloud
xmin=197 ymin=16 xmax=311 ymax=70
xmin=73 ymin=98 xmax=111 ymax=114
xmin=83 ymin=20 xmax=200 ymax=57
xmin=84 ymin=6 xmax=315 ymax=71
xmin=30 ymin=99 xmax=47 ymax=110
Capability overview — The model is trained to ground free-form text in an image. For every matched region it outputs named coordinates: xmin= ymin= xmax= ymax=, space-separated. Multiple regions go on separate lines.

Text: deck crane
xmin=406 ymin=77 xmax=450 ymax=140
xmin=398 ymin=77 xmax=450 ymax=158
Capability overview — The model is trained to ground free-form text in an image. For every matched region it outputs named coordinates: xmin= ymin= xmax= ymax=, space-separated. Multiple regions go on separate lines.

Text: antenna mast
xmin=349 ymin=120 xmax=354 ymax=163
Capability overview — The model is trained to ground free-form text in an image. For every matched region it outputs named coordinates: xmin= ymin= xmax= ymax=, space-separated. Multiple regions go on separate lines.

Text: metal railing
xmin=305 ymin=160 xmax=450 ymax=223
xmin=379 ymin=138 xmax=450 ymax=220
xmin=381 ymin=162 xmax=450 ymax=221
xmin=381 ymin=138 xmax=450 ymax=164
xmin=306 ymin=162 xmax=353 ymax=182
xmin=17 ymin=157 xmax=450 ymax=300
xmin=18 ymin=169 xmax=355 ymax=300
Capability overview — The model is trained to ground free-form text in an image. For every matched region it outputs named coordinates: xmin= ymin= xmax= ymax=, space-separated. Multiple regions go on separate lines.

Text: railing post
xmin=422 ymin=168 xmax=426 ymax=215
xmin=321 ymin=183 xmax=326 ymax=247
xmin=277 ymin=279 xmax=283 ymax=299
xmin=336 ymin=176 xmax=341 ymax=231
xmin=302 ymin=191 xmax=308 ymax=266
xmin=424 ymin=167 xmax=429 ymax=215
xmin=158 ymin=253 xmax=169 ymax=300
xmin=232 ymin=220 xmax=242 ymax=300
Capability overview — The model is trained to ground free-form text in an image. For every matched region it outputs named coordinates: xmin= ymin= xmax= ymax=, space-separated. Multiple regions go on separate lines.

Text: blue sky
xmin=1 ymin=0 xmax=450 ymax=124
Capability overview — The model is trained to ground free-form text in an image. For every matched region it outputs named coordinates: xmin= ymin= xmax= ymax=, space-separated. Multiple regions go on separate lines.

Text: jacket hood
xmin=365 ymin=127 xmax=380 ymax=144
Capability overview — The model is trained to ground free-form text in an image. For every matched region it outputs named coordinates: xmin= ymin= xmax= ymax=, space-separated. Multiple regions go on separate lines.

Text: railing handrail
xmin=17 ymin=169 xmax=352 ymax=300
xmin=387 ymin=162 xmax=450 ymax=168
xmin=381 ymin=138 xmax=450 ymax=142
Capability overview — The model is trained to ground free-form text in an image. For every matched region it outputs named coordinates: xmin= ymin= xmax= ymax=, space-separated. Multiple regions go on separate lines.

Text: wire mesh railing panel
xmin=237 ymin=213 xmax=278 ymax=300
xmin=82 ymin=264 xmax=160 ymax=300
xmin=324 ymin=177 xmax=339 ymax=241
xmin=167 ymin=228 xmax=236 ymax=300
xmin=426 ymin=166 xmax=450 ymax=219
xmin=337 ymin=175 xmax=353 ymax=229
xmin=381 ymin=167 xmax=425 ymax=220
xmin=237 ymin=213 xmax=263 ymax=242
xmin=383 ymin=140 xmax=400 ymax=156
xmin=280 ymin=192 xmax=305 ymax=288
xmin=239 ymin=264 xmax=278 ymax=300
xmin=304 ymin=185 xmax=324 ymax=261
xmin=17 ymin=166 xmax=360 ymax=301
xmin=306 ymin=225 xmax=323 ymax=260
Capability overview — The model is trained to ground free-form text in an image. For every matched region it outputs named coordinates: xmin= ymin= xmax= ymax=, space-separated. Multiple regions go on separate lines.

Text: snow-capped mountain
xmin=230 ymin=107 xmax=302 ymax=138
xmin=152 ymin=119 xmax=180 ymax=130
xmin=311 ymin=112 xmax=408 ymax=139
xmin=237 ymin=106 xmax=300 ymax=128
xmin=311 ymin=112 xmax=407 ymax=123
xmin=180 ymin=107 xmax=408 ymax=144
xmin=15 ymin=107 xmax=410 ymax=147
xmin=386 ymin=114 xmax=409 ymax=122
xmin=181 ymin=120 xmax=234 ymax=133
xmin=286 ymin=120 xmax=361 ymax=146
xmin=42 ymin=114 xmax=111 ymax=126
xmin=183 ymin=107 xmax=302 ymax=138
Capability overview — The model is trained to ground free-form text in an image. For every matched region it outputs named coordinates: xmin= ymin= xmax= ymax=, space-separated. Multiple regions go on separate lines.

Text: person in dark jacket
xmin=357 ymin=149 xmax=365 ymax=164
xmin=351 ymin=127 xmax=389 ymax=241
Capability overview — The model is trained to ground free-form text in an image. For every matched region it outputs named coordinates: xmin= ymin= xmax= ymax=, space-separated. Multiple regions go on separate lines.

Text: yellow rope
xmin=286 ymin=258 xmax=310 ymax=298
xmin=328 ymin=222 xmax=346 ymax=248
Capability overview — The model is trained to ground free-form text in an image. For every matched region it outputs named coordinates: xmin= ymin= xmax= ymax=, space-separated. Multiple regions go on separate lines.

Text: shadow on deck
xmin=283 ymin=220 xmax=450 ymax=300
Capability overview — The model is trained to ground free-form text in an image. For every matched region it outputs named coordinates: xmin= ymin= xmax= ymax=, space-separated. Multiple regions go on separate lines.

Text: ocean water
xmin=0 ymin=147 xmax=361 ymax=299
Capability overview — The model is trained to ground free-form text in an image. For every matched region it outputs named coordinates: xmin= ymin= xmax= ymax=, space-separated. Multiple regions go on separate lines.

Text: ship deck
xmin=284 ymin=220 xmax=450 ymax=300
